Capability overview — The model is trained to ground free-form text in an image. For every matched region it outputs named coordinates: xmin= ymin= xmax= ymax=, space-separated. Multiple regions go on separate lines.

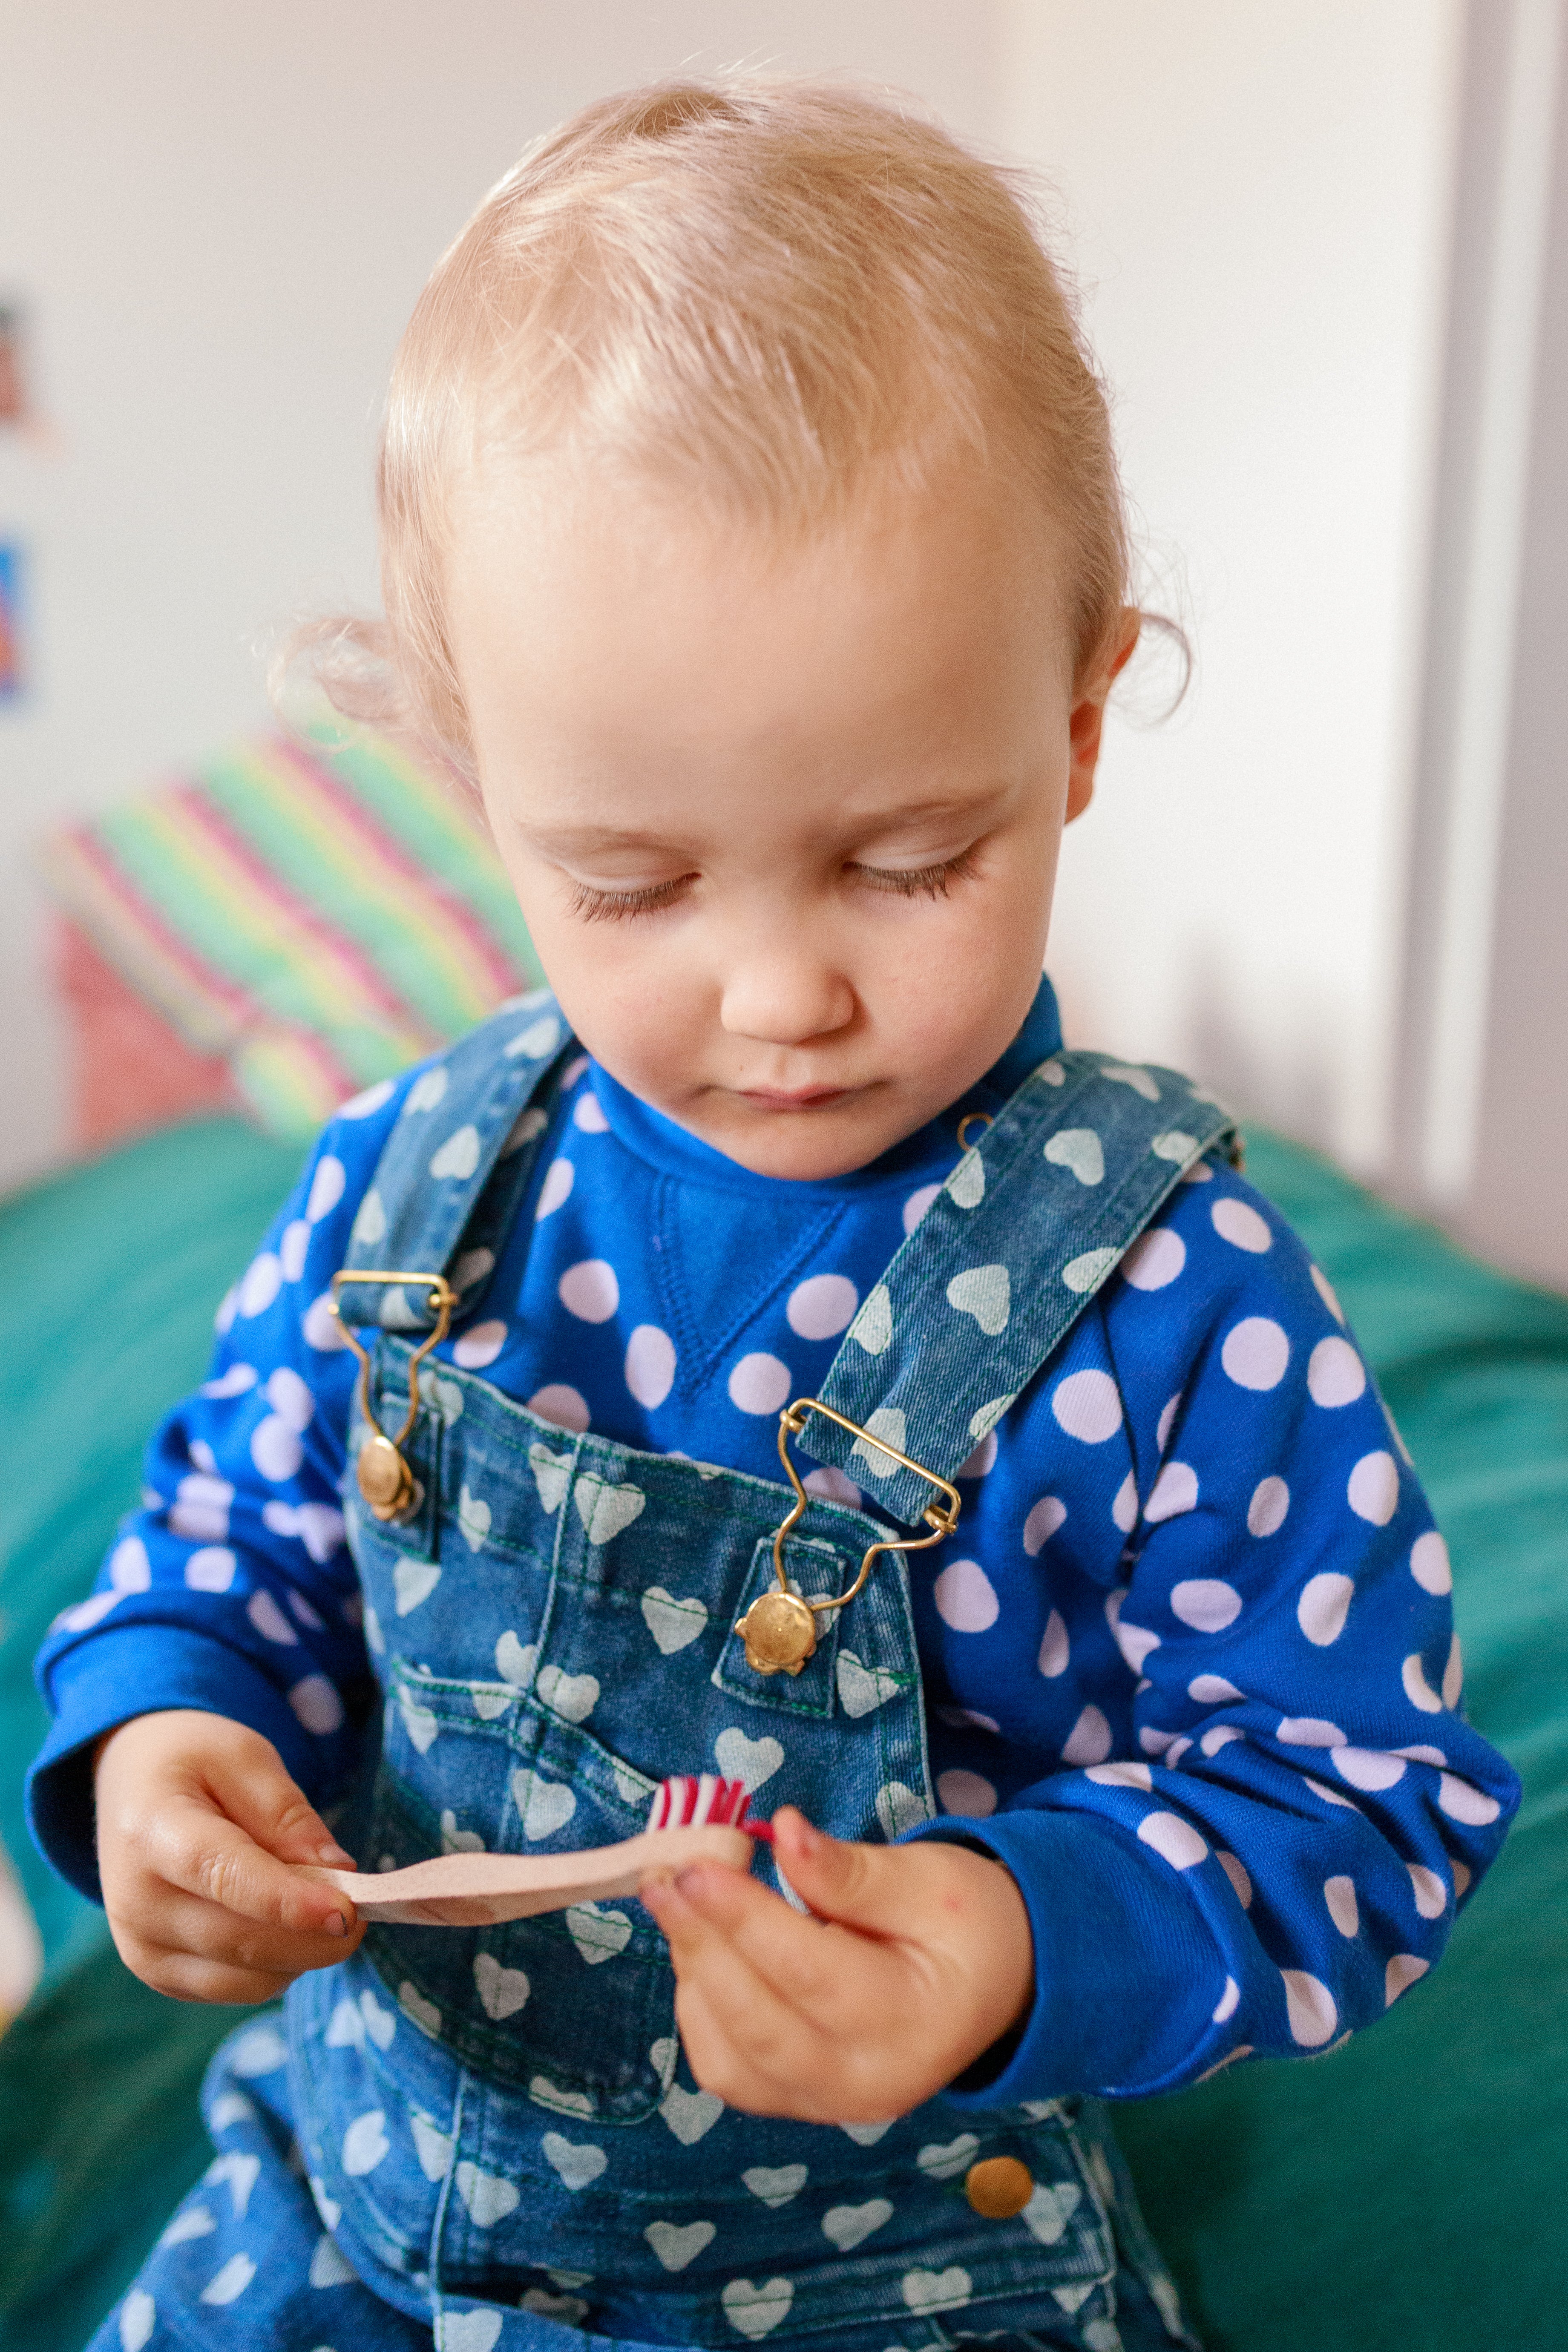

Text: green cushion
xmin=0 ymin=1119 xmax=1562 ymax=2351
xmin=0 ymin=1122 xmax=302 ymax=2351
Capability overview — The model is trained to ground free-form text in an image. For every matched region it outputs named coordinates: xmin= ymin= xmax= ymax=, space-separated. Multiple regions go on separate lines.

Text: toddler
xmin=31 ymin=78 xmax=1518 ymax=2352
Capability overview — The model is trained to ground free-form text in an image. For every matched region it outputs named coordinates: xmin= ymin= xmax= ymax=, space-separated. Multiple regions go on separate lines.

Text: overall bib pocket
xmin=365 ymin=1662 xmax=678 ymax=2118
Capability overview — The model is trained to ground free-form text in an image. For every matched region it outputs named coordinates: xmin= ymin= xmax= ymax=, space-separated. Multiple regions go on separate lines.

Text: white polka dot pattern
xmin=728 ymin=1354 xmax=792 ymax=1415
xmin=1061 ymin=1704 xmax=1112 ymax=1763
xmin=1145 ymin=1463 xmax=1198 ymax=1523
xmin=1037 ymin=1609 xmax=1070 ymax=1677
xmin=454 ymin=1322 xmax=508 ymax=1370
xmin=1050 ymin=1370 xmax=1122 ymax=1443
xmin=1282 ymin=1971 xmax=1338 ymax=2046
xmin=902 ymin=1184 xmax=940 ymax=1234
xmin=1347 ymin=1451 xmax=1399 ymax=1525
xmin=1323 ymin=1875 xmax=1359 ymax=1937
xmin=625 ymin=1326 xmax=677 ymax=1409
xmin=1410 ymin=1531 xmax=1451 ymax=1593
xmin=936 ymin=1768 xmax=998 ymax=1817
xmin=786 ymin=1274 xmax=858 ymax=1340
xmin=1121 ymin=1228 xmax=1186 ymax=1291
xmin=1221 ymin=1317 xmax=1290 ymax=1391
xmin=535 ymin=1159 xmax=574 ymax=1220
xmin=1307 ymin=1337 xmax=1365 ymax=1407
xmin=1298 ymin=1572 xmax=1354 ymax=1645
xmin=1170 ymin=1579 xmax=1240 ymax=1631
xmin=1310 ymin=1264 xmax=1346 ymax=1323
xmin=1138 ymin=1811 xmax=1208 ymax=1869
xmin=933 ymin=1560 xmax=1000 ymax=1633
xmin=1247 ymin=1475 xmax=1289 ymax=1536
xmin=558 ymin=1261 xmax=619 ymax=1323
xmin=1022 ymin=1496 xmax=1065 ymax=1556
xmin=528 ymin=1384 xmax=590 ymax=1434
xmin=1211 ymin=1198 xmax=1271 ymax=1253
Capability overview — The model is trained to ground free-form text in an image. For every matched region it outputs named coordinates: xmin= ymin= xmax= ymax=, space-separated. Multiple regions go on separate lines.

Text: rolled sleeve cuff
xmin=903 ymin=1805 xmax=1224 ymax=2105
xmin=27 ymin=1624 xmax=332 ymax=1903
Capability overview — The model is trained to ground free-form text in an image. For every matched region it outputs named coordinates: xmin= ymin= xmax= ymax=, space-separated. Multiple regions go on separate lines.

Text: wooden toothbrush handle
xmin=296 ymin=1821 xmax=756 ymax=1926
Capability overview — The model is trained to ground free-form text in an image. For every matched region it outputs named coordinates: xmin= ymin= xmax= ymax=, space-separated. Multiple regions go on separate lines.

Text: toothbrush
xmin=298 ymin=1775 xmax=771 ymax=1928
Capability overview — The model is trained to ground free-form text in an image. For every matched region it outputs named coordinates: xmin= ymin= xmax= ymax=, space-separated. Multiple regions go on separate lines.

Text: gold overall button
xmin=964 ymin=2155 xmax=1034 ymax=2219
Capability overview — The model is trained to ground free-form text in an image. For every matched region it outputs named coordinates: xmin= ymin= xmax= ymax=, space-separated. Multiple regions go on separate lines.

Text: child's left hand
xmin=639 ymin=1806 xmax=1033 ymax=2122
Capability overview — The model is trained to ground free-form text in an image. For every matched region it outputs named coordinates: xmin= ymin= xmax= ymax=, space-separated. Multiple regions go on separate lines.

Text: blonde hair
xmin=305 ymin=76 xmax=1141 ymax=777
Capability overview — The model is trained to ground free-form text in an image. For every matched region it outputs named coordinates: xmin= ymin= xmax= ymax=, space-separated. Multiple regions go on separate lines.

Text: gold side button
xmin=964 ymin=2155 xmax=1034 ymax=2219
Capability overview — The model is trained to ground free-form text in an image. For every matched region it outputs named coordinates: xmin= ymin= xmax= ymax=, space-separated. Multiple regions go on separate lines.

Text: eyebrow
xmin=517 ymin=791 xmax=1012 ymax=854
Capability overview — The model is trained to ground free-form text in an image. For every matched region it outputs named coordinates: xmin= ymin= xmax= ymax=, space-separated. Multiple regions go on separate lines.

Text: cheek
xmin=523 ymin=917 xmax=697 ymax=1084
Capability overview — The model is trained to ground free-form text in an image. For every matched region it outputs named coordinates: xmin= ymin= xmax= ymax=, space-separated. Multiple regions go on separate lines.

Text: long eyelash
xmin=855 ymin=848 xmax=980 ymax=900
xmin=566 ymin=877 xmax=693 ymax=924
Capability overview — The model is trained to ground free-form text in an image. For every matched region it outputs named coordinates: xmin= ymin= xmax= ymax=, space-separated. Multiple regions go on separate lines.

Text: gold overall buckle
xmin=330 ymin=1270 xmax=457 ymax=1521
xmin=735 ymin=1398 xmax=962 ymax=1676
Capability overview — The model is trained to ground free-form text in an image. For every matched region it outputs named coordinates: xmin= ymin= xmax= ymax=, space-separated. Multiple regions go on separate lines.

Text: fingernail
xmin=316 ymin=1840 xmax=353 ymax=1866
xmin=323 ymin=1911 xmax=348 ymax=1937
xmin=791 ymin=1812 xmax=824 ymax=1855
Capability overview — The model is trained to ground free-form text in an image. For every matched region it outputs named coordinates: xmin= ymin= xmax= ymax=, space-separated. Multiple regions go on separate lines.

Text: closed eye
xmin=850 ymin=848 xmax=980 ymax=899
xmin=566 ymin=875 xmax=697 ymax=923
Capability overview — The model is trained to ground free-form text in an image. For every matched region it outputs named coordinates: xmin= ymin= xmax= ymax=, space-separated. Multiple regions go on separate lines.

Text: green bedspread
xmin=0 ymin=1118 xmax=1562 ymax=2350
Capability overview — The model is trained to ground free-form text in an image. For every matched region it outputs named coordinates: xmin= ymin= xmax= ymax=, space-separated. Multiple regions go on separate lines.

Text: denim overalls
xmin=259 ymin=1003 xmax=1228 ymax=2352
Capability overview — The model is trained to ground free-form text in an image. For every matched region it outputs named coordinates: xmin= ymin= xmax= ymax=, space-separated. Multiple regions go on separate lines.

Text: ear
xmin=1065 ymin=608 xmax=1141 ymax=823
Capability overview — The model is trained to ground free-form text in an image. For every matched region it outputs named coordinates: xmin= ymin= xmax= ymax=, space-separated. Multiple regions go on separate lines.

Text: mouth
xmin=736 ymin=1085 xmax=855 ymax=1112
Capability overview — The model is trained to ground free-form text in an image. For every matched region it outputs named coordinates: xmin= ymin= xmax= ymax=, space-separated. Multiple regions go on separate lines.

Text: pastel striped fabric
xmin=40 ymin=725 xmax=544 ymax=1139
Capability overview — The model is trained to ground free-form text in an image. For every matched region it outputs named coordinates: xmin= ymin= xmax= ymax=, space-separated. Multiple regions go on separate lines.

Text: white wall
xmin=0 ymin=3 xmax=1466 ymax=1192
xmin=999 ymin=0 xmax=1462 ymax=1174
xmin=0 ymin=1 xmax=1001 ymax=1191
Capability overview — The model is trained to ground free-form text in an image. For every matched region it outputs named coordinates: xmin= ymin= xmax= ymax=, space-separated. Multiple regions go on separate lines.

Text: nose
xmin=717 ymin=926 xmax=857 ymax=1047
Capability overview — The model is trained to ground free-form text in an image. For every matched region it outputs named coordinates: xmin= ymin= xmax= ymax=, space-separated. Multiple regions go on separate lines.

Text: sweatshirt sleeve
xmin=28 ymin=1072 xmax=417 ymax=1899
xmin=905 ymin=1159 xmax=1521 ymax=2106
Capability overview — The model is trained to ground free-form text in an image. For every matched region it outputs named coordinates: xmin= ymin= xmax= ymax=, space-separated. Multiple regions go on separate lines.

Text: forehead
xmin=445 ymin=456 xmax=1072 ymax=801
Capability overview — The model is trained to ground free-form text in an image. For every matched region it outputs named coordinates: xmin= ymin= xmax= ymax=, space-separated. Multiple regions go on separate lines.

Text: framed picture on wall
xmin=0 ymin=308 xmax=26 ymax=426
xmin=0 ymin=544 xmax=24 ymax=699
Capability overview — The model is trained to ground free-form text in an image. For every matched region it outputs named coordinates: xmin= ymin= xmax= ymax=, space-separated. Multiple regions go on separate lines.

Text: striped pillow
xmin=41 ymin=725 xmax=545 ymax=1140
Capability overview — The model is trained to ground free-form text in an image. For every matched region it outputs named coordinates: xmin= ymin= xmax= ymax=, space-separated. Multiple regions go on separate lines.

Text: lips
xmin=738 ymin=1086 xmax=850 ymax=1111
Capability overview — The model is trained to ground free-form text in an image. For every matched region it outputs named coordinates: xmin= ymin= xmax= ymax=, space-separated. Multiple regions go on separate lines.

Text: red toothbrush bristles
xmin=648 ymin=1774 xmax=765 ymax=1835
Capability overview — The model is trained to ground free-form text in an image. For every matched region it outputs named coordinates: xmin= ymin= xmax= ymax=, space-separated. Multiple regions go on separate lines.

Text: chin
xmin=714 ymin=1113 xmax=901 ymax=1183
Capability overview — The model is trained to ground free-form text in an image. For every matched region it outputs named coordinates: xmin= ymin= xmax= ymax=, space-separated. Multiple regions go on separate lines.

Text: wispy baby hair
xmin=307 ymin=75 xmax=1135 ymax=776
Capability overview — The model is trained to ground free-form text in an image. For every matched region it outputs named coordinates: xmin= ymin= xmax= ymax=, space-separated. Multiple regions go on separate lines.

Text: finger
xmin=647 ymin=1875 xmax=860 ymax=2110
xmin=652 ymin=1860 xmax=887 ymax=2021
xmin=149 ymin=1795 xmax=357 ymax=1937
xmin=643 ymin=1870 xmax=799 ymax=2015
xmin=676 ymin=1952 xmax=912 ymax=2125
xmin=642 ymin=1861 xmax=794 ymax=1964
xmin=199 ymin=1739 xmax=354 ymax=1868
xmin=658 ymin=1906 xmax=843 ymax=2113
xmin=673 ymin=1973 xmax=842 ymax=2121
xmin=121 ymin=1880 xmax=362 ymax=1975
xmin=122 ymin=1938 xmax=298 ymax=2006
xmin=769 ymin=1810 xmax=931 ymax=1938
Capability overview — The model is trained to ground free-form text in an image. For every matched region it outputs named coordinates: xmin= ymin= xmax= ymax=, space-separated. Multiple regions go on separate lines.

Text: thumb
xmin=201 ymin=1730 xmax=354 ymax=1870
xmin=770 ymin=1808 xmax=926 ymax=1936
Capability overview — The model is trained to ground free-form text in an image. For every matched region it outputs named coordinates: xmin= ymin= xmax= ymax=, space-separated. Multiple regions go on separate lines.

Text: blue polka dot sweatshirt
xmin=29 ymin=979 xmax=1519 ymax=2105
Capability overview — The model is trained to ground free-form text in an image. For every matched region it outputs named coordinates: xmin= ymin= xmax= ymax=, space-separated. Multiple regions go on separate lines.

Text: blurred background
xmin=1 ymin=0 xmax=1565 ymax=1285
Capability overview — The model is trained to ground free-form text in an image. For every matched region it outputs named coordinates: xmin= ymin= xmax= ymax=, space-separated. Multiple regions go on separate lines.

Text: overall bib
xmin=248 ymin=1003 xmax=1230 ymax=2352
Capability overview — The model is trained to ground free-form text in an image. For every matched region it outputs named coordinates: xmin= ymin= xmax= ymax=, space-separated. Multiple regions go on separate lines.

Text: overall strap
xmin=334 ymin=991 xmax=570 ymax=1332
xmin=805 ymin=1051 xmax=1238 ymax=1524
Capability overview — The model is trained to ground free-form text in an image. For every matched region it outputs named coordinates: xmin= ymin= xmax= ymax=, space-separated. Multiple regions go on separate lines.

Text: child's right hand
xmin=95 ymin=1709 xmax=363 ymax=2003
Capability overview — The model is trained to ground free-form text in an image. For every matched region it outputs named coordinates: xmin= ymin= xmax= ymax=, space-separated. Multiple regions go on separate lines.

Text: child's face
xmin=448 ymin=458 xmax=1130 ymax=1180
